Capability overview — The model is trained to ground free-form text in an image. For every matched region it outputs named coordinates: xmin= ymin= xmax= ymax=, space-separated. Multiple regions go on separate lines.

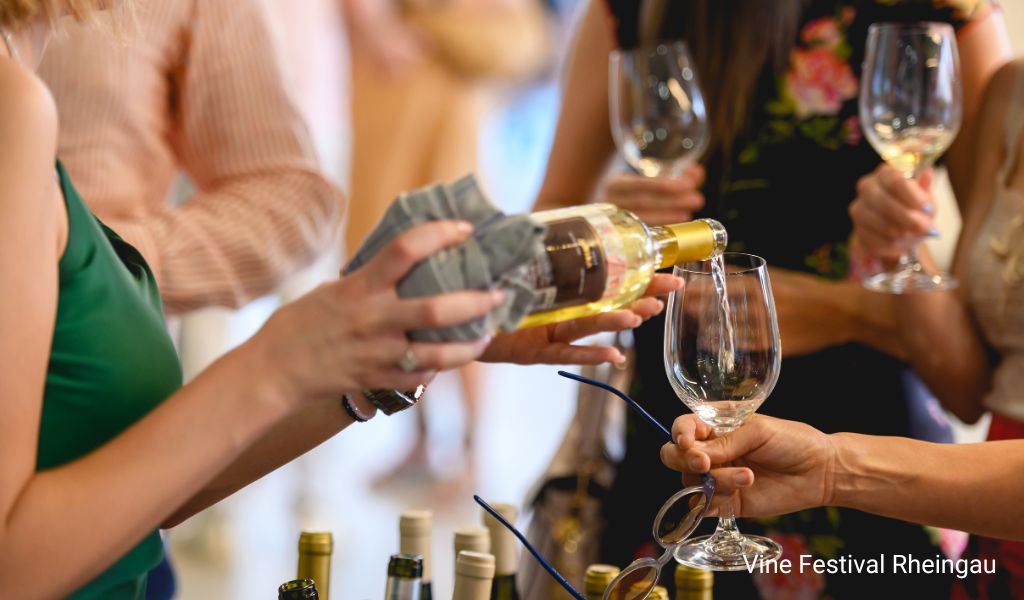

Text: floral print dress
xmin=599 ymin=1 xmax=995 ymax=599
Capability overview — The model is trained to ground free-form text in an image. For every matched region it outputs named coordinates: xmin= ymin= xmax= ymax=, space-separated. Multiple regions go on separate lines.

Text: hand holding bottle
xmin=249 ymin=220 xmax=503 ymax=405
xmin=601 ymin=166 xmax=706 ymax=226
xmin=849 ymin=164 xmax=938 ymax=263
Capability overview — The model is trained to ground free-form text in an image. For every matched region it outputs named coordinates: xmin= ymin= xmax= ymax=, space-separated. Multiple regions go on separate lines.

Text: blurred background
xmin=163 ymin=2 xmax=1024 ymax=598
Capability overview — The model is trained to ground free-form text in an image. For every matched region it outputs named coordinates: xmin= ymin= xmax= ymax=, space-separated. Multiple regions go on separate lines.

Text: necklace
xmin=0 ymin=26 xmax=21 ymax=64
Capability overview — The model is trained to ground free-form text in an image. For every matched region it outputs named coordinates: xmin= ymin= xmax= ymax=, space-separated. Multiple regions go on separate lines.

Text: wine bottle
xmin=583 ymin=564 xmax=620 ymax=600
xmin=278 ymin=579 xmax=319 ymax=600
xmin=385 ymin=553 xmax=423 ymax=600
xmin=453 ymin=551 xmax=495 ymax=600
xmin=297 ymin=532 xmax=333 ymax=600
xmin=481 ymin=502 xmax=520 ymax=600
xmin=364 ymin=207 xmax=727 ymax=410
xmin=517 ymin=205 xmax=727 ymax=329
xmin=675 ymin=564 xmax=713 ymax=600
xmin=454 ymin=527 xmax=490 ymax=558
xmin=400 ymin=510 xmax=434 ymax=600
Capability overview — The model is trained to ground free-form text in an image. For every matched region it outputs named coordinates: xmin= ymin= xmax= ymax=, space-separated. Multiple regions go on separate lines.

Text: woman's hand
xmin=849 ymin=165 xmax=937 ymax=262
xmin=661 ymin=414 xmax=837 ymax=519
xmin=601 ymin=166 xmax=706 ymax=225
xmin=253 ymin=221 xmax=504 ymax=404
xmin=481 ymin=273 xmax=681 ymax=365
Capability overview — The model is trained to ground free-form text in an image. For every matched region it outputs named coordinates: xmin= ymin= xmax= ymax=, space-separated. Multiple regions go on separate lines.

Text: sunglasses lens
xmin=655 ymin=489 xmax=706 ymax=545
xmin=606 ymin=565 xmax=658 ymax=600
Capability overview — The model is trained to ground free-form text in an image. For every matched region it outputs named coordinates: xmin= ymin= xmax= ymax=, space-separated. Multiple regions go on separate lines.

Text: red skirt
xmin=951 ymin=413 xmax=1024 ymax=600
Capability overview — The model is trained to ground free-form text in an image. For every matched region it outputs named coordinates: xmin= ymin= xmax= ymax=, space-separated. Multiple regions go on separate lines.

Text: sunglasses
xmin=474 ymin=371 xmax=716 ymax=600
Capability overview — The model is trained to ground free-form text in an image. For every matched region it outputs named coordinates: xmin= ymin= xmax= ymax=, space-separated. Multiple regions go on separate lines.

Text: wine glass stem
xmin=895 ymin=169 xmax=925 ymax=273
xmin=709 ymin=427 xmax=745 ymax=545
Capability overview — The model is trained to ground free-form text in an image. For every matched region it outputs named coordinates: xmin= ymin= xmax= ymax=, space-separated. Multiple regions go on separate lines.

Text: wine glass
xmin=609 ymin=41 xmax=709 ymax=178
xmin=664 ymin=253 xmax=782 ymax=571
xmin=859 ymin=22 xmax=962 ymax=293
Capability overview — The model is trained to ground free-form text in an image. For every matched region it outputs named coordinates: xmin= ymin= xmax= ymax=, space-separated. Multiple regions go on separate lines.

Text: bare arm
xmin=664 ymin=415 xmax=1024 ymax=541
xmin=107 ymin=0 xmax=342 ymax=314
xmin=944 ymin=9 xmax=1012 ymax=208
xmin=533 ymin=0 xmax=617 ymax=211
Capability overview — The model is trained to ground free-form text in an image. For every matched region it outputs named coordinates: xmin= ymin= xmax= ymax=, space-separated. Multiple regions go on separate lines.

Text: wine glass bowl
xmin=859 ymin=21 xmax=962 ymax=292
xmin=609 ymin=41 xmax=709 ymax=178
xmin=664 ymin=253 xmax=782 ymax=570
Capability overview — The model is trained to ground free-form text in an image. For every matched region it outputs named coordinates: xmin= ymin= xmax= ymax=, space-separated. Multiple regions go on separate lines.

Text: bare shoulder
xmin=984 ymin=58 xmax=1024 ymax=99
xmin=0 ymin=60 xmax=57 ymax=158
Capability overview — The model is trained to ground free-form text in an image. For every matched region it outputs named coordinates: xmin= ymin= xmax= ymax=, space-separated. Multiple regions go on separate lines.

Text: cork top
xmin=298 ymin=532 xmax=333 ymax=555
xmin=584 ymin=564 xmax=621 ymax=594
xmin=675 ymin=563 xmax=714 ymax=589
xmin=399 ymin=510 xmax=433 ymax=535
xmin=455 ymin=550 xmax=496 ymax=580
xmin=481 ymin=502 xmax=519 ymax=576
xmin=454 ymin=527 xmax=491 ymax=555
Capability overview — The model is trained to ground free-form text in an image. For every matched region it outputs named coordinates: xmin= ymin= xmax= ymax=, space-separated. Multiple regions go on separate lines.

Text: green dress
xmin=38 ymin=163 xmax=183 ymax=599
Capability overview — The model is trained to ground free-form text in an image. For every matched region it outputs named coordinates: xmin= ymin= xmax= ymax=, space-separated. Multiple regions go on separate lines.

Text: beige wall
xmin=1004 ymin=2 xmax=1024 ymax=52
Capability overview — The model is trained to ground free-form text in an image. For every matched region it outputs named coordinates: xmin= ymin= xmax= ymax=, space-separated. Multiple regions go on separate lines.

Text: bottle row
xmin=273 ymin=502 xmax=715 ymax=599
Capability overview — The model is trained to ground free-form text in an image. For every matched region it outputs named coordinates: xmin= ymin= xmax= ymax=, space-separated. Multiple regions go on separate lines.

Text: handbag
xmin=402 ymin=0 xmax=552 ymax=81
xmin=519 ymin=333 xmax=633 ymax=598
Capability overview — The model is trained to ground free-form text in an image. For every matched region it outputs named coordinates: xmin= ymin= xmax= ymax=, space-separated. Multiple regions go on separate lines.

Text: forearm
xmin=107 ymin=169 xmax=340 ymax=313
xmin=164 ymin=394 xmax=362 ymax=527
xmin=0 ymin=341 xmax=288 ymax=598
xmin=831 ymin=434 xmax=1024 ymax=540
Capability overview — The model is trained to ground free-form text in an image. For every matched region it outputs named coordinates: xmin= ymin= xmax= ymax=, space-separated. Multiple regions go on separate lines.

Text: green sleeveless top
xmin=40 ymin=163 xmax=183 ymax=599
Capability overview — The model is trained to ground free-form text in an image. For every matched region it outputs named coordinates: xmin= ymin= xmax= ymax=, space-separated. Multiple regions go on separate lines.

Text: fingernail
xmin=927 ymin=227 xmax=941 ymax=238
xmin=491 ymin=289 xmax=506 ymax=304
xmin=456 ymin=221 xmax=474 ymax=234
xmin=921 ymin=202 xmax=935 ymax=216
xmin=613 ymin=352 xmax=627 ymax=365
xmin=480 ymin=334 xmax=494 ymax=346
xmin=734 ymin=471 xmax=754 ymax=486
xmin=688 ymin=455 xmax=704 ymax=471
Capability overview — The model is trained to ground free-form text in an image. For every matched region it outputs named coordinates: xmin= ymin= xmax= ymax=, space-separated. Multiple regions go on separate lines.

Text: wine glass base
xmin=674 ymin=534 xmax=782 ymax=572
xmin=863 ymin=269 xmax=958 ymax=294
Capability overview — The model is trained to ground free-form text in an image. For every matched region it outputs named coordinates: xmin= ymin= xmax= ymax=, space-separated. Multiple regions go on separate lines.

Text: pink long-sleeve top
xmin=39 ymin=0 xmax=344 ymax=314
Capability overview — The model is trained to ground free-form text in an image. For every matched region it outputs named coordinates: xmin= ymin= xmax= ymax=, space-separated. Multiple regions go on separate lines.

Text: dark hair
xmin=640 ymin=0 xmax=807 ymax=154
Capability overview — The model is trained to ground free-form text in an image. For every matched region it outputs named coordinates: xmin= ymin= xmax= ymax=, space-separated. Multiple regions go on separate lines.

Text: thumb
xmin=698 ymin=421 xmax=766 ymax=465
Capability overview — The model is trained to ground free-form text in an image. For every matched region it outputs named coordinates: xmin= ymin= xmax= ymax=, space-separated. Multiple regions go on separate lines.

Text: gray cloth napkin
xmin=343 ymin=174 xmax=546 ymax=342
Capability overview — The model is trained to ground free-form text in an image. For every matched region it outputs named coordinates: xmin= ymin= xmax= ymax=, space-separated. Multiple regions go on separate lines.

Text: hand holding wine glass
xmin=664 ymin=253 xmax=782 ymax=571
xmin=859 ymin=21 xmax=962 ymax=292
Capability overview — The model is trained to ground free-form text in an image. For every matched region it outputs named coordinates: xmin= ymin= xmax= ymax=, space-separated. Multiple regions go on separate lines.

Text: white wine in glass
xmin=859 ymin=21 xmax=962 ymax=293
xmin=610 ymin=41 xmax=709 ymax=178
xmin=664 ymin=253 xmax=782 ymax=571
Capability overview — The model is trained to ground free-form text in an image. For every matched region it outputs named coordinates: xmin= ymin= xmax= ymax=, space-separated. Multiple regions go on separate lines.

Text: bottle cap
xmin=657 ymin=219 xmax=728 ymax=269
xmin=278 ymin=579 xmax=319 ymax=600
xmin=481 ymin=502 xmax=519 ymax=576
xmin=400 ymin=510 xmax=433 ymax=535
xmin=387 ymin=553 xmax=423 ymax=579
xmin=584 ymin=564 xmax=621 ymax=594
xmin=298 ymin=532 xmax=333 ymax=555
xmin=675 ymin=563 xmax=714 ymax=589
xmin=399 ymin=510 xmax=432 ymax=582
xmin=454 ymin=527 xmax=490 ymax=555
xmin=455 ymin=550 xmax=496 ymax=579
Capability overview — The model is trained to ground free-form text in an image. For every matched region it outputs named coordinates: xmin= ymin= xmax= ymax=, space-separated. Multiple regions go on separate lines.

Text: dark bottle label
xmin=524 ymin=217 xmax=610 ymax=312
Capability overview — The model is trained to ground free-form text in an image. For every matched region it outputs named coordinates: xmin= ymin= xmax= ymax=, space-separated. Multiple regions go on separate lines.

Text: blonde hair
xmin=0 ymin=0 xmax=114 ymax=28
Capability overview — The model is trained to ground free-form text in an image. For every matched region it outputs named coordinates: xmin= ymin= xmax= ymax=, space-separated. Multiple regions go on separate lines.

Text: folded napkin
xmin=343 ymin=174 xmax=547 ymax=342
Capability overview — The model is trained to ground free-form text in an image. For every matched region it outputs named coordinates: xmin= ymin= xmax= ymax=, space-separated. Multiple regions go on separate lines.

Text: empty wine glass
xmin=664 ymin=253 xmax=782 ymax=571
xmin=860 ymin=21 xmax=962 ymax=292
xmin=610 ymin=41 xmax=709 ymax=178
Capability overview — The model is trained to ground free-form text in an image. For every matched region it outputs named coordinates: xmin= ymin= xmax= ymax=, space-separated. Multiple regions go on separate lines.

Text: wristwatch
xmin=361 ymin=386 xmax=427 ymax=416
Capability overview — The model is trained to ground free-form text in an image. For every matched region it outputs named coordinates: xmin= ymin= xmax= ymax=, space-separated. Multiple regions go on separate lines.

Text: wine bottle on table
xmin=583 ymin=564 xmax=620 ymax=600
xmin=385 ymin=553 xmax=424 ymax=600
xmin=452 ymin=551 xmax=495 ymax=600
xmin=297 ymin=532 xmax=333 ymax=600
xmin=400 ymin=510 xmax=434 ymax=600
xmin=363 ymin=206 xmax=727 ymax=414
xmin=454 ymin=527 xmax=490 ymax=558
xmin=278 ymin=579 xmax=319 ymax=600
xmin=675 ymin=564 xmax=713 ymax=600
xmin=481 ymin=502 xmax=520 ymax=600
